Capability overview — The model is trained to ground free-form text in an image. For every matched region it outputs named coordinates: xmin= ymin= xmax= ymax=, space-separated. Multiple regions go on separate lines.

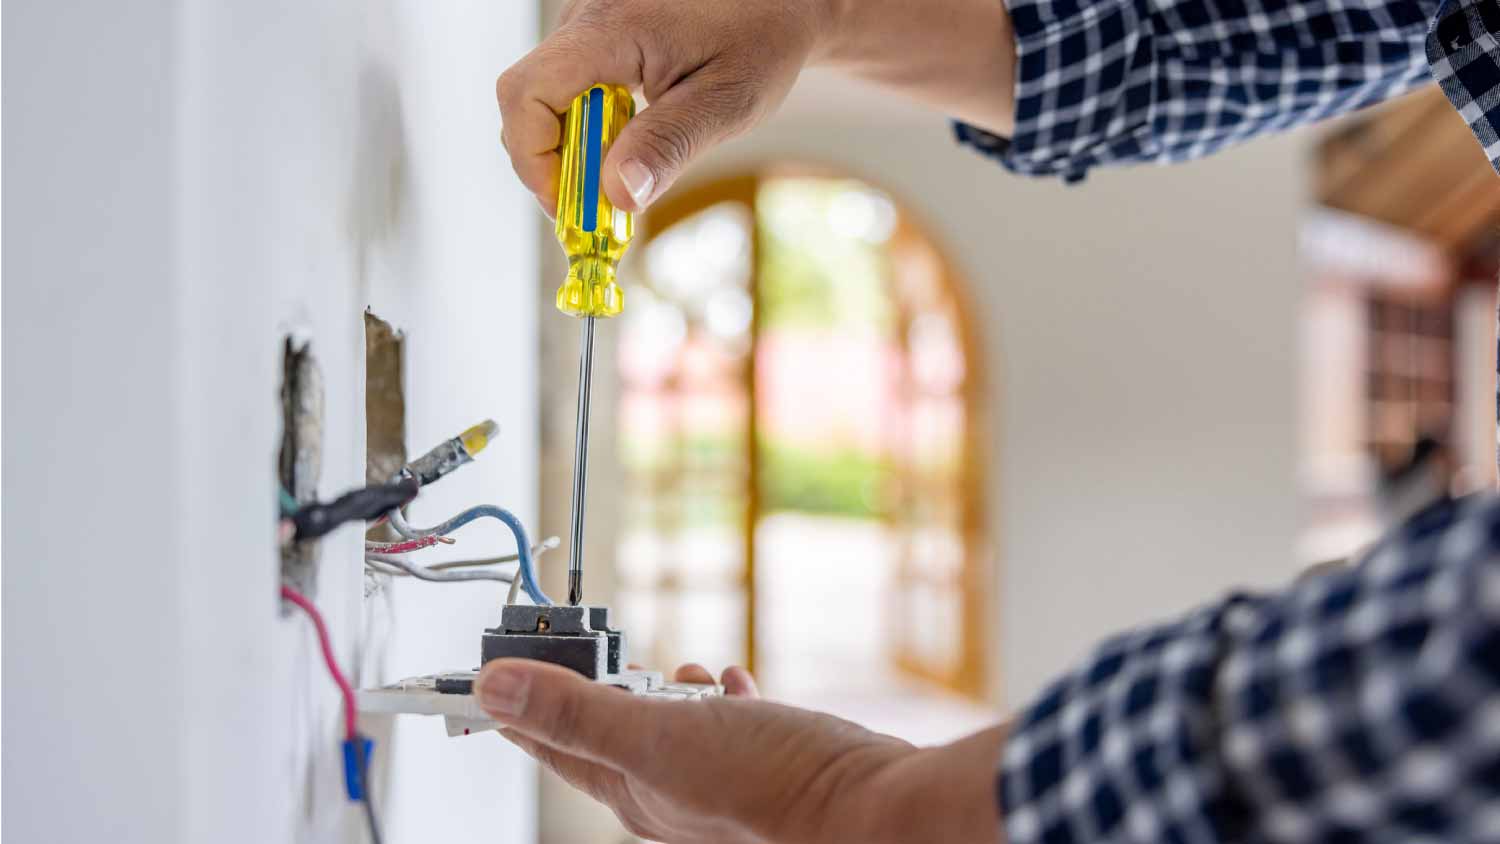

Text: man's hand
xmin=497 ymin=0 xmax=1016 ymax=216
xmin=476 ymin=659 xmax=1005 ymax=844
xmin=497 ymin=0 xmax=824 ymax=216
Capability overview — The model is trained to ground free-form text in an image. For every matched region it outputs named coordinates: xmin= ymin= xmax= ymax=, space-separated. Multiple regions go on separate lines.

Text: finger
xmin=476 ymin=658 xmax=657 ymax=771
xmin=721 ymin=665 xmax=760 ymax=699
xmin=496 ymin=76 xmax=561 ymax=201
xmin=602 ymin=69 xmax=755 ymax=212
xmin=673 ymin=663 xmax=714 ymax=685
xmin=507 ymin=144 xmax=560 ymax=218
xmin=495 ymin=24 xmax=643 ymax=211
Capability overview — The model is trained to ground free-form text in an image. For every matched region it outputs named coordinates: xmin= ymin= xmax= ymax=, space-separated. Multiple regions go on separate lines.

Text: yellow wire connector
xmin=459 ymin=419 xmax=499 ymax=458
xmin=555 ymin=84 xmax=635 ymax=318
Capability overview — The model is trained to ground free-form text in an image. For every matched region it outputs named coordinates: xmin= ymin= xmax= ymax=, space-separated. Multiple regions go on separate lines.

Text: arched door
xmin=612 ymin=168 xmax=990 ymax=699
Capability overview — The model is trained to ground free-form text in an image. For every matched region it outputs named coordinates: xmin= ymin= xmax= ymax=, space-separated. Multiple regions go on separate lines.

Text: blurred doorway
xmin=1299 ymin=89 xmax=1500 ymax=562
xmin=613 ymin=168 xmax=991 ymax=714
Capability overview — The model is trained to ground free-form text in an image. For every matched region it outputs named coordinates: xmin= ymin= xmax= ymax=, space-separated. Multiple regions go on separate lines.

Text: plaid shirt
xmin=999 ymin=494 xmax=1500 ymax=842
xmin=956 ymin=0 xmax=1500 ymax=181
xmin=959 ymin=0 xmax=1500 ymax=839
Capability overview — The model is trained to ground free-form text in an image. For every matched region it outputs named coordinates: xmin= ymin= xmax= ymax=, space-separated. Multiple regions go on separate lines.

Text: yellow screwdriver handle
xmin=555 ymin=84 xmax=635 ymax=318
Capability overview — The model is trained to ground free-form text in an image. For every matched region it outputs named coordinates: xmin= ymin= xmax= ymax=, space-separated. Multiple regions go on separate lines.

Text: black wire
xmin=291 ymin=477 xmax=419 ymax=541
xmin=359 ymin=740 xmax=386 ymax=844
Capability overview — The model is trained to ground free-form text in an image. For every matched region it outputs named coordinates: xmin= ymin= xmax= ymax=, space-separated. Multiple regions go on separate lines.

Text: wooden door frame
xmin=639 ymin=169 xmax=993 ymax=697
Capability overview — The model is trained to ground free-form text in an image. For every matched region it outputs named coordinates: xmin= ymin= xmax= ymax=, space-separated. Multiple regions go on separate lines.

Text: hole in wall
xmin=364 ymin=311 xmax=407 ymax=555
xmin=364 ymin=310 xmax=407 ymax=491
xmin=276 ymin=315 xmax=408 ymax=602
xmin=279 ymin=336 xmax=324 ymax=600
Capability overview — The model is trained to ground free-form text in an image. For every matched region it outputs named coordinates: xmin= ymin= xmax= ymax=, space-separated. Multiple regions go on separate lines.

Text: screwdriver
xmin=554 ymin=83 xmax=636 ymax=606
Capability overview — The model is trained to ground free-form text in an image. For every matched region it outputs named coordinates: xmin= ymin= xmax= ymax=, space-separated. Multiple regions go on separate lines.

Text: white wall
xmin=697 ymin=71 xmax=1308 ymax=708
xmin=5 ymin=1 xmax=541 ymax=842
xmin=4 ymin=3 xmax=183 ymax=840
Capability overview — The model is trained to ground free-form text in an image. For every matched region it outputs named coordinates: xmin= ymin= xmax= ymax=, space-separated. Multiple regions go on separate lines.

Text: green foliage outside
xmin=619 ymin=432 xmax=888 ymax=522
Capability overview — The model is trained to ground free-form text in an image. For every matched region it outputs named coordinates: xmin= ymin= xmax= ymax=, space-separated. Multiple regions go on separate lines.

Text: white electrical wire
xmin=363 ymin=558 xmax=416 ymax=578
xmin=364 ymin=553 xmax=513 ymax=584
xmin=361 ymin=536 xmax=557 ymax=576
xmin=386 ymin=507 xmax=422 ymax=540
xmin=365 ymin=555 xmax=529 ymax=605
xmin=427 ymin=536 xmax=560 ymax=571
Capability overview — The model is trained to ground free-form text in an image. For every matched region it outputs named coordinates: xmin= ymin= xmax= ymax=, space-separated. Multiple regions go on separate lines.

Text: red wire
xmin=365 ymin=534 xmax=453 ymax=554
xmin=280 ymin=584 xmax=358 ymax=741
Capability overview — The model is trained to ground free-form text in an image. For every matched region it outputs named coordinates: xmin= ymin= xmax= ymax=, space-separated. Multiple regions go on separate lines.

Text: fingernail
xmin=477 ymin=665 xmax=531 ymax=718
xmin=618 ymin=159 xmax=655 ymax=207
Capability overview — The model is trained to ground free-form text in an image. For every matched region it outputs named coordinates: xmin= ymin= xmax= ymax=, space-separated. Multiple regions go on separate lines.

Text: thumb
xmin=475 ymin=658 xmax=656 ymax=771
xmin=603 ymin=73 xmax=752 ymax=212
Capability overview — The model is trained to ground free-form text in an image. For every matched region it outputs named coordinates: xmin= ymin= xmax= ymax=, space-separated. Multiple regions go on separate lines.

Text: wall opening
xmin=279 ymin=336 xmax=324 ymax=598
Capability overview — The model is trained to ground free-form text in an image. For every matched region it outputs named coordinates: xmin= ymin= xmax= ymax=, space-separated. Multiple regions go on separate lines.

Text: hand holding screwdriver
xmin=495 ymin=0 xmax=1016 ymax=216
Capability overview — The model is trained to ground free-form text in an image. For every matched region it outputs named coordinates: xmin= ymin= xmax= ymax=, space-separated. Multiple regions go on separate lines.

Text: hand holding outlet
xmin=476 ymin=660 xmax=1006 ymax=844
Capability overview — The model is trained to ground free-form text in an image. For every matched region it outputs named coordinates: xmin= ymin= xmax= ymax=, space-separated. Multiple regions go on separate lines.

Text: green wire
xmin=278 ymin=487 xmax=299 ymax=516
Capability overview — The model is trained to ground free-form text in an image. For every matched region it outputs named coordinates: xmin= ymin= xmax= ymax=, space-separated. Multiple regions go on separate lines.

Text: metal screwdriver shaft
xmin=567 ymin=315 xmax=596 ymax=606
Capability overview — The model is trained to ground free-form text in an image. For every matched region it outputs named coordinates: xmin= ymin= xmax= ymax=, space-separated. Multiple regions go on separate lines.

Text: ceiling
xmin=1317 ymin=86 xmax=1500 ymax=260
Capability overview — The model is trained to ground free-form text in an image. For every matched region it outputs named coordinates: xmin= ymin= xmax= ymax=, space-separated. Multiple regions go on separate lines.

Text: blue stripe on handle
xmin=581 ymin=86 xmax=604 ymax=233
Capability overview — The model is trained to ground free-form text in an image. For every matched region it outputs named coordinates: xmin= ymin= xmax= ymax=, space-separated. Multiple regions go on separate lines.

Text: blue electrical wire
xmin=386 ymin=505 xmax=552 ymax=606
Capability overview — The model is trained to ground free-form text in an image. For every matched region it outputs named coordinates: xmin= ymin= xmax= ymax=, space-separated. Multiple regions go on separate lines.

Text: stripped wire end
xmin=364 ymin=534 xmax=455 ymax=555
xmin=364 ymin=533 xmax=456 ymax=554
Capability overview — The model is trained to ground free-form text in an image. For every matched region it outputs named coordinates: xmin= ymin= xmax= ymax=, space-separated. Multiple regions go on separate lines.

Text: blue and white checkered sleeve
xmin=998 ymin=495 xmax=1500 ymax=843
xmin=1429 ymin=0 xmax=1500 ymax=174
xmin=956 ymin=0 xmax=1438 ymax=182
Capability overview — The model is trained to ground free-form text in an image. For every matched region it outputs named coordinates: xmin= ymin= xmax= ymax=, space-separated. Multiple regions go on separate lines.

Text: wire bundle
xmin=376 ymin=505 xmax=553 ymax=605
xmin=274 ymin=419 xmax=554 ymax=843
xmin=352 ymin=419 xmax=556 ymax=606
